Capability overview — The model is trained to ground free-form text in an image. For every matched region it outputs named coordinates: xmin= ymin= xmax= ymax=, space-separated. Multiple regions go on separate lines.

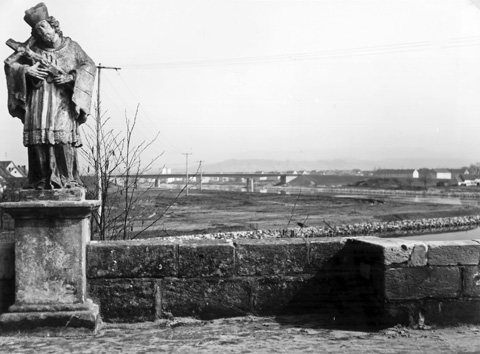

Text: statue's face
xmin=35 ymin=20 xmax=58 ymax=46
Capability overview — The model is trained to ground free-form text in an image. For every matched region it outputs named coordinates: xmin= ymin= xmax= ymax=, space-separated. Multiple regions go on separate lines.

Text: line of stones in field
xmin=150 ymin=215 xmax=480 ymax=241
xmin=316 ymin=187 xmax=480 ymax=199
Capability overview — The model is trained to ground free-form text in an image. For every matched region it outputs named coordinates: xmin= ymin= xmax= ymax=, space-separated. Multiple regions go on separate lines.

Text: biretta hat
xmin=24 ymin=3 xmax=49 ymax=28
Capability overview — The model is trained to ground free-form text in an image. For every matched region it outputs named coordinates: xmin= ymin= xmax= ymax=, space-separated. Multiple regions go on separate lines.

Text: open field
xmin=121 ymin=188 xmax=480 ymax=239
xmin=3 ymin=177 xmax=480 ymax=240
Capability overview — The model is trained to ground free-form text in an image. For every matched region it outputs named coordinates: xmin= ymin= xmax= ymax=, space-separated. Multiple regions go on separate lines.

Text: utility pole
xmin=183 ymin=153 xmax=192 ymax=197
xmin=197 ymin=160 xmax=204 ymax=191
xmin=95 ymin=63 xmax=121 ymax=203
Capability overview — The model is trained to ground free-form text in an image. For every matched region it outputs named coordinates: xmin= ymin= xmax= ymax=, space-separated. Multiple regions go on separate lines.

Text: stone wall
xmin=347 ymin=237 xmax=480 ymax=326
xmin=1 ymin=236 xmax=480 ymax=327
xmin=86 ymin=238 xmax=346 ymax=323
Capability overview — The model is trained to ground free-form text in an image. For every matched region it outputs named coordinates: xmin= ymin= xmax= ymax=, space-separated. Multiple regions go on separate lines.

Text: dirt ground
xmin=3 ymin=187 xmax=479 ymax=241
xmin=1 ymin=316 xmax=480 ymax=353
xmin=127 ymin=188 xmax=480 ymax=238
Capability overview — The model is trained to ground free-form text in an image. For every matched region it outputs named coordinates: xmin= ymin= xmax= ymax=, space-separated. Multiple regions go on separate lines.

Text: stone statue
xmin=4 ymin=2 xmax=96 ymax=190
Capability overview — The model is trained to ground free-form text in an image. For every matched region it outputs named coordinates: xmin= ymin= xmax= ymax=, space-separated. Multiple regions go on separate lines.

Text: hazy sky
xmin=1 ymin=0 xmax=480 ymax=171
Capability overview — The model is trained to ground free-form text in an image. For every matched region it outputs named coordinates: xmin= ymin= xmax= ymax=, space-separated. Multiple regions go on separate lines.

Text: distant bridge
xmin=111 ymin=172 xmax=302 ymax=191
xmin=137 ymin=173 xmax=300 ymax=179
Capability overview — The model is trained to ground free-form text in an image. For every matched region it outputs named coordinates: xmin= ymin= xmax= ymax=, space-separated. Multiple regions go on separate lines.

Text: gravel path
xmin=1 ymin=316 xmax=480 ymax=353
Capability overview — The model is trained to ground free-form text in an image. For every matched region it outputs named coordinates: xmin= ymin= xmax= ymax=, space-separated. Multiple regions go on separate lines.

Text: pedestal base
xmin=0 ymin=189 xmax=101 ymax=335
xmin=0 ymin=301 xmax=101 ymax=335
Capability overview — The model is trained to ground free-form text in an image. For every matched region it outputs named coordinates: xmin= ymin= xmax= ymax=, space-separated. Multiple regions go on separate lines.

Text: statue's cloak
xmin=4 ymin=37 xmax=96 ymax=146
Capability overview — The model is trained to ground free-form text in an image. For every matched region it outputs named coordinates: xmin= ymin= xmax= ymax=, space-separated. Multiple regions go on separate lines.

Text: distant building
xmin=0 ymin=161 xmax=27 ymax=178
xmin=0 ymin=161 xmax=27 ymax=193
xmin=434 ymin=169 xmax=452 ymax=180
xmin=457 ymin=174 xmax=480 ymax=186
xmin=0 ymin=172 xmax=5 ymax=193
xmin=373 ymin=169 xmax=419 ymax=179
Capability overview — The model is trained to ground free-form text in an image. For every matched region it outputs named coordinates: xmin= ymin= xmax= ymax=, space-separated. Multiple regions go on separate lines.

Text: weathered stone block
xmin=1 ymin=200 xmax=99 ymax=308
xmin=88 ymin=279 xmax=155 ymax=322
xmin=0 ymin=304 xmax=100 ymax=333
xmin=0 ymin=199 xmax=101 ymax=333
xmin=345 ymin=237 xmax=384 ymax=264
xmin=235 ymin=239 xmax=308 ymax=276
xmin=410 ymin=244 xmax=428 ymax=266
xmin=265 ymin=272 xmax=358 ymax=316
xmin=384 ymin=267 xmax=461 ymax=300
xmin=382 ymin=299 xmax=480 ymax=327
xmin=0 ymin=242 xmax=14 ymax=280
xmin=251 ymin=275 xmax=314 ymax=315
xmin=382 ymin=301 xmax=422 ymax=327
xmin=18 ymin=188 xmax=85 ymax=202
xmin=422 ymin=299 xmax=480 ymax=325
xmin=87 ymin=240 xmax=177 ymax=278
xmin=306 ymin=237 xmax=345 ymax=272
xmin=178 ymin=239 xmax=234 ymax=278
xmin=428 ymin=241 xmax=480 ymax=266
xmin=160 ymin=278 xmax=251 ymax=319
xmin=348 ymin=237 xmax=427 ymax=266
xmin=462 ymin=266 xmax=480 ymax=297
xmin=15 ymin=217 xmax=89 ymax=305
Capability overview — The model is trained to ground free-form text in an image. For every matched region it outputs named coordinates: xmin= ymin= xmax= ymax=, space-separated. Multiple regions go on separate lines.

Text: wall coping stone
xmin=87 ymin=240 xmax=178 ymax=279
xmin=178 ymin=239 xmax=235 ymax=278
xmin=233 ymin=238 xmax=308 ymax=246
xmin=427 ymin=240 xmax=480 ymax=266
xmin=346 ymin=237 xmax=428 ymax=266
xmin=176 ymin=239 xmax=234 ymax=246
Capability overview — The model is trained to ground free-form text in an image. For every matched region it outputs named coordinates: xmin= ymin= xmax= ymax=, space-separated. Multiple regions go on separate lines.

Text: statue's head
xmin=32 ymin=18 xmax=62 ymax=46
xmin=23 ymin=3 xmax=63 ymax=47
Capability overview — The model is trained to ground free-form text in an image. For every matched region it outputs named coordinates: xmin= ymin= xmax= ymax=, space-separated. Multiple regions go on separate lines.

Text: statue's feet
xmin=64 ymin=180 xmax=82 ymax=189
xmin=27 ymin=180 xmax=48 ymax=190
xmin=35 ymin=182 xmax=46 ymax=190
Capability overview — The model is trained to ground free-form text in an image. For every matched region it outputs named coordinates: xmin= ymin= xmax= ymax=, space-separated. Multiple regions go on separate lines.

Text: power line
xmin=107 ymin=73 xmax=185 ymax=155
xmin=101 ymin=74 xmax=185 ymax=156
xmin=97 ymin=77 xmax=179 ymax=154
xmin=122 ymin=41 xmax=429 ymax=68
xmin=119 ymin=38 xmax=480 ymax=70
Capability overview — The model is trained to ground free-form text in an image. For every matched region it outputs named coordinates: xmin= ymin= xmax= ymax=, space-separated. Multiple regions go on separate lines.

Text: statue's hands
xmin=25 ymin=62 xmax=49 ymax=80
xmin=53 ymin=73 xmax=75 ymax=85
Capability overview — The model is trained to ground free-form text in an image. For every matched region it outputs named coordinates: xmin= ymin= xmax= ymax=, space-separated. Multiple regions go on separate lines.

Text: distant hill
xmin=191 ymin=157 xmax=473 ymax=173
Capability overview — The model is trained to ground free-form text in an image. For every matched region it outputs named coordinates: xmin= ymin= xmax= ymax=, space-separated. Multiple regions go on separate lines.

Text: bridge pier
xmin=246 ymin=178 xmax=255 ymax=192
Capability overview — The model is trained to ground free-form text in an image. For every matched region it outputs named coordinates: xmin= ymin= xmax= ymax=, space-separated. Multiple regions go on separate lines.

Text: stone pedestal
xmin=0 ymin=189 xmax=101 ymax=334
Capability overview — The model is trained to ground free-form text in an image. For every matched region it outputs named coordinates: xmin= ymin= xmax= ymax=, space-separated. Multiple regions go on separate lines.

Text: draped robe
xmin=4 ymin=37 xmax=95 ymax=189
